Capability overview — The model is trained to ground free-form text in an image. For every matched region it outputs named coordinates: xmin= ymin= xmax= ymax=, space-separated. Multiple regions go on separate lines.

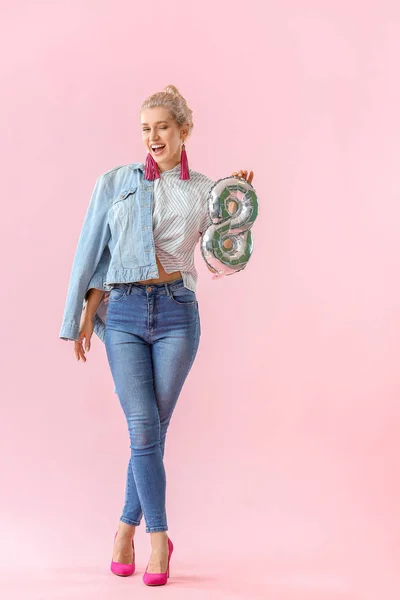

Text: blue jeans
xmin=104 ymin=278 xmax=201 ymax=533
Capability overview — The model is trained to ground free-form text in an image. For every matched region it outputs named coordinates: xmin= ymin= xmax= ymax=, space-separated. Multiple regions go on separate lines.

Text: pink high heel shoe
xmin=110 ymin=531 xmax=135 ymax=576
xmin=143 ymin=537 xmax=174 ymax=586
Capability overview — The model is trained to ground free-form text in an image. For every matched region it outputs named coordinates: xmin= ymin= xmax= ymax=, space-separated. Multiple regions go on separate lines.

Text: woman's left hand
xmin=232 ymin=169 xmax=254 ymax=185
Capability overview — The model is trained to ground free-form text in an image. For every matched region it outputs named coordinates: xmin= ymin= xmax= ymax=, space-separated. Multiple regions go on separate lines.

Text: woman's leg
xmin=120 ymin=429 xmax=168 ymax=529
xmin=145 ymin=290 xmax=201 ymax=572
xmin=105 ymin=331 xmax=168 ymax=532
xmin=113 ymin=521 xmax=136 ymax=564
xmin=114 ymin=325 xmax=201 ymax=568
xmin=105 ymin=281 xmax=201 ymax=571
xmin=110 ymin=313 xmax=201 ymax=532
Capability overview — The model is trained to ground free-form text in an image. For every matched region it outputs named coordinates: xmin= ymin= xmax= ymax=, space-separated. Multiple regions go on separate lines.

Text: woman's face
xmin=141 ymin=106 xmax=188 ymax=172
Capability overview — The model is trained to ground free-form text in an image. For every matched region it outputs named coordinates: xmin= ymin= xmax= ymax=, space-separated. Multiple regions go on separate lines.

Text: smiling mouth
xmin=151 ymin=145 xmax=166 ymax=155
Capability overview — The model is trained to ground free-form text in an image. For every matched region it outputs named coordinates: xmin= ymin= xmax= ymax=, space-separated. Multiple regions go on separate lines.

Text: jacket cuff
xmin=84 ymin=274 xmax=107 ymax=301
xmin=59 ymin=321 xmax=79 ymax=341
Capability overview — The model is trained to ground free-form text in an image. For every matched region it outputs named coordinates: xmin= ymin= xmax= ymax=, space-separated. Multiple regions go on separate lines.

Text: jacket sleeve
xmin=59 ymin=172 xmax=113 ymax=341
xmin=83 ymin=244 xmax=111 ymax=302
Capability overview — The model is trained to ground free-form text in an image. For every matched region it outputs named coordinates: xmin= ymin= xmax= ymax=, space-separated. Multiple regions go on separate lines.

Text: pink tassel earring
xmin=180 ymin=142 xmax=190 ymax=180
xmin=144 ymin=151 xmax=160 ymax=180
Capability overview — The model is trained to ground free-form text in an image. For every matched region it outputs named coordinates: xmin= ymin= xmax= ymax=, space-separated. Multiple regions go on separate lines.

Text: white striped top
xmin=150 ymin=163 xmax=215 ymax=292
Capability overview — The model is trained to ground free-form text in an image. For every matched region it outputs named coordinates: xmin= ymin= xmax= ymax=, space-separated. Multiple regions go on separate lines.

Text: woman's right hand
xmin=74 ymin=315 xmax=94 ymax=362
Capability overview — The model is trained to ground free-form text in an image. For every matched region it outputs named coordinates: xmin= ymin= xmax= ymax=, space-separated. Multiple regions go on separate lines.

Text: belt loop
xmin=164 ymin=282 xmax=170 ymax=297
xmin=127 ymin=283 xmax=133 ymax=295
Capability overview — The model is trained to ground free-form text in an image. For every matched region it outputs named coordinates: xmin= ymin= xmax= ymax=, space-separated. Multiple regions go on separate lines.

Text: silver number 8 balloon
xmin=200 ymin=175 xmax=259 ymax=279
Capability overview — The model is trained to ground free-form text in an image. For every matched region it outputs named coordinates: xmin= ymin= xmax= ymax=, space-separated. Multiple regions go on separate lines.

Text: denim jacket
xmin=59 ymin=162 xmax=210 ymax=344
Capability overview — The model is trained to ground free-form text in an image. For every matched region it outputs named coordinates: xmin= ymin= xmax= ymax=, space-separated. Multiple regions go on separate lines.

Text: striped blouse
xmin=151 ymin=163 xmax=215 ymax=292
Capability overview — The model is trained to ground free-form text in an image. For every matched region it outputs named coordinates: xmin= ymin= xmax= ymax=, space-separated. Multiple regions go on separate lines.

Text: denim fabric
xmin=59 ymin=162 xmax=213 ymax=343
xmin=59 ymin=163 xmax=158 ymax=342
xmin=104 ymin=278 xmax=200 ymax=533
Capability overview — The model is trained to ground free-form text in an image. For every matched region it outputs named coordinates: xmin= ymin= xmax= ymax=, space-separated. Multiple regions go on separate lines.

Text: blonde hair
xmin=140 ymin=85 xmax=194 ymax=137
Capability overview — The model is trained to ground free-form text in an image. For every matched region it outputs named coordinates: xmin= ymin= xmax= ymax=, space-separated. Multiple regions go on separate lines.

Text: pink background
xmin=1 ymin=1 xmax=400 ymax=598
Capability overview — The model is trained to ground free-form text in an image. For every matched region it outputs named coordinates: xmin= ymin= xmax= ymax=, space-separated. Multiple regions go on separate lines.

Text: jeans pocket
xmin=169 ymin=287 xmax=196 ymax=305
xmin=109 ymin=285 xmax=127 ymax=302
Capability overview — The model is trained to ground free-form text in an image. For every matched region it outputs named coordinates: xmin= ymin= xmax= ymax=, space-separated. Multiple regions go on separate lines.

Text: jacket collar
xmin=131 ymin=162 xmax=181 ymax=175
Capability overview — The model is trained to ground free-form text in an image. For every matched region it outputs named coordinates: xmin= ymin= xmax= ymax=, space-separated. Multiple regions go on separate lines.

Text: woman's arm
xmin=59 ymin=172 xmax=112 ymax=341
xmin=83 ymin=288 xmax=106 ymax=321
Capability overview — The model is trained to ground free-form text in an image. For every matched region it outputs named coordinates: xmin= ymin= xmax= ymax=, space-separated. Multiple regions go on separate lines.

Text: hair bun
xmin=164 ymin=85 xmax=181 ymax=97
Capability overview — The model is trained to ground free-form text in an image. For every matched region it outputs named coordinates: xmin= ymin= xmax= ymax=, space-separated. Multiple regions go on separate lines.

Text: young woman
xmin=59 ymin=85 xmax=254 ymax=586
